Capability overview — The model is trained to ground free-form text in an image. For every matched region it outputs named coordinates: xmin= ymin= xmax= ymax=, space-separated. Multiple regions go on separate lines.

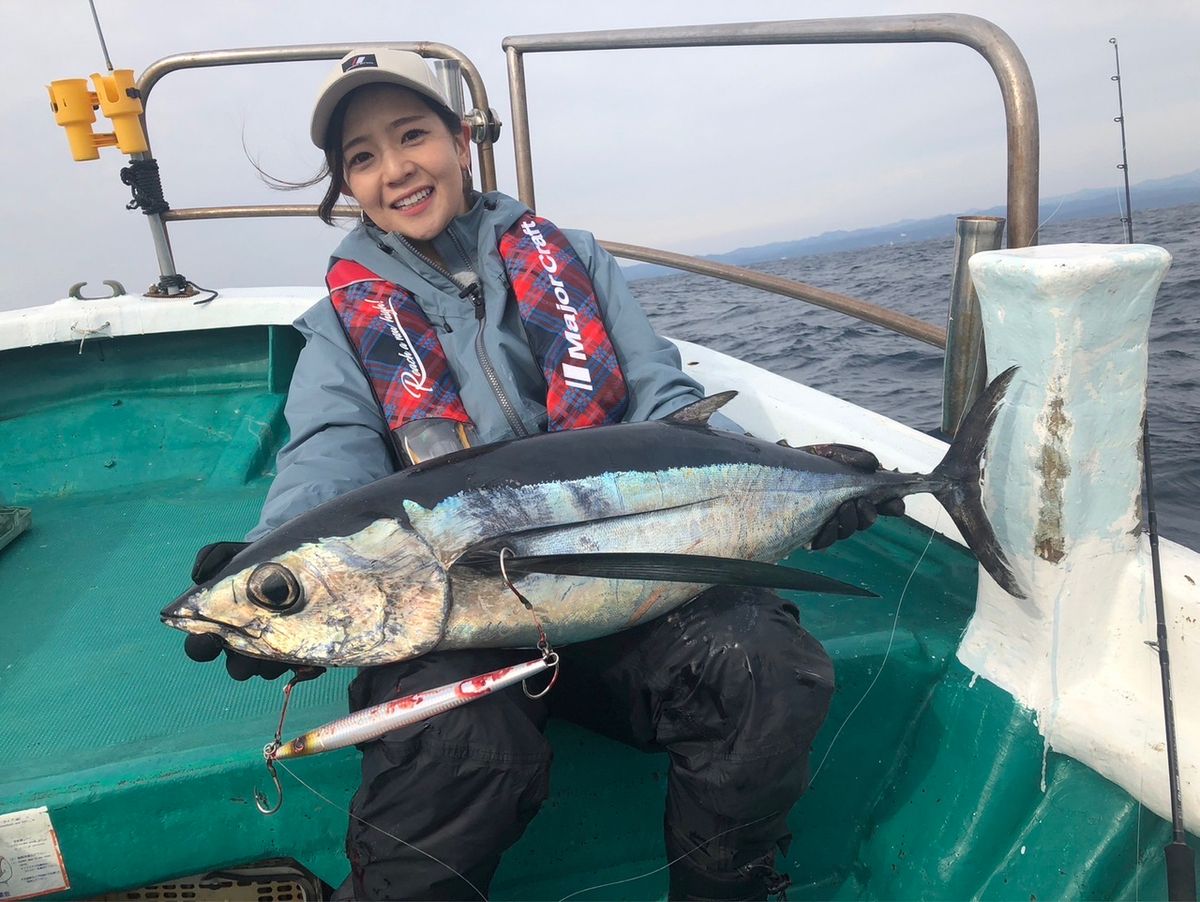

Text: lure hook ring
xmin=254 ymin=742 xmax=284 ymax=815
xmin=523 ymin=651 xmax=560 ymax=700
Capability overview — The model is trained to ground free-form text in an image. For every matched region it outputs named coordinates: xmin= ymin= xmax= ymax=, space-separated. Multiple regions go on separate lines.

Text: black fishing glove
xmin=791 ymin=442 xmax=906 ymax=550
xmin=181 ymin=540 xmax=292 ymax=681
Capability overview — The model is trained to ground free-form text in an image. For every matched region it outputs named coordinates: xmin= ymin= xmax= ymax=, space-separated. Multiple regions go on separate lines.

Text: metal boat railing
xmin=132 ymin=43 xmax=502 ymax=288
xmin=504 ymin=15 xmax=1039 ymax=430
xmin=129 ymin=16 xmax=1038 ymax=433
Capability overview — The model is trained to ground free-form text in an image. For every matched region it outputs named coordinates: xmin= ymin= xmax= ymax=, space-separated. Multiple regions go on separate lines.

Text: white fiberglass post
xmin=957 ymin=243 xmax=1199 ymax=833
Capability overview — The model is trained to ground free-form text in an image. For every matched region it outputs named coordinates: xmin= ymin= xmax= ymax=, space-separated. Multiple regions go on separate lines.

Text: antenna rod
xmin=1111 ymin=35 xmax=1197 ymax=902
xmin=87 ymin=0 xmax=115 ymax=72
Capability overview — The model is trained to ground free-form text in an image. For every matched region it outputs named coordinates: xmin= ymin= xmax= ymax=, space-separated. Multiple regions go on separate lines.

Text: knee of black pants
xmin=655 ymin=588 xmax=835 ymax=870
xmin=652 ymin=586 xmax=834 ymax=763
xmin=341 ymin=650 xmax=553 ymax=900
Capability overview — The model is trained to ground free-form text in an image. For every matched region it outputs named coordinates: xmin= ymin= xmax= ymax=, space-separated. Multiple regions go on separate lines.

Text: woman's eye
xmin=347 ymin=151 xmax=372 ymax=168
xmin=401 ymin=128 xmax=428 ymax=144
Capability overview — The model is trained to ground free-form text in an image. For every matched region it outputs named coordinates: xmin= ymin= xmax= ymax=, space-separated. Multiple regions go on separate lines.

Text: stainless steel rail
xmin=120 ymin=21 xmax=1039 ymax=432
xmin=131 ymin=43 xmax=496 ymax=289
xmin=942 ymin=216 xmax=1005 ymax=434
xmin=137 ymin=43 xmax=498 ymax=190
xmin=164 ymin=205 xmax=360 ymax=222
xmin=602 ymin=241 xmax=946 ymax=348
xmin=504 ymin=15 xmax=1040 ymax=422
xmin=503 ymin=15 xmax=1039 ymax=246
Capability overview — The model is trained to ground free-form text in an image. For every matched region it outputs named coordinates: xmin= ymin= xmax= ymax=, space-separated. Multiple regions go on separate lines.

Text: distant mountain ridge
xmin=622 ymin=170 xmax=1200 ymax=281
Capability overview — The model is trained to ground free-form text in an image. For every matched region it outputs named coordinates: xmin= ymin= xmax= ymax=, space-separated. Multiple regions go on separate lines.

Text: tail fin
xmin=931 ymin=366 xmax=1026 ymax=598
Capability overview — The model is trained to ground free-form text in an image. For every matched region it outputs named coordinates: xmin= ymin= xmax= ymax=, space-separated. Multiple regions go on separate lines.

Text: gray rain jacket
xmin=249 ymin=191 xmax=716 ymax=539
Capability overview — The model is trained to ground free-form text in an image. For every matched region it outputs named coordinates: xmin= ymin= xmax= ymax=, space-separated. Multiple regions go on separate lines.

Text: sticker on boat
xmin=0 ymin=807 xmax=69 ymax=900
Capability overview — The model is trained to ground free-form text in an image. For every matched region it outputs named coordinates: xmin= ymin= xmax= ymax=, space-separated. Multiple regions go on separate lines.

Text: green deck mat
xmin=1 ymin=327 xmax=1191 ymax=899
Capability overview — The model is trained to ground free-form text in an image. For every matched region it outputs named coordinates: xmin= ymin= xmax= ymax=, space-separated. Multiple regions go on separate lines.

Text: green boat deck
xmin=0 ymin=326 xmax=1188 ymax=899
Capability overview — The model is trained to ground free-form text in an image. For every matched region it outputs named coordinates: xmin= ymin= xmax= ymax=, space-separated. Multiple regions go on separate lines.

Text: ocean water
xmin=632 ymin=203 xmax=1200 ymax=550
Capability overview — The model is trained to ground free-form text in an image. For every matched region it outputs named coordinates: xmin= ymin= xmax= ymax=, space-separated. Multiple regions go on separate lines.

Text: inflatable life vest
xmin=327 ymin=213 xmax=628 ymax=459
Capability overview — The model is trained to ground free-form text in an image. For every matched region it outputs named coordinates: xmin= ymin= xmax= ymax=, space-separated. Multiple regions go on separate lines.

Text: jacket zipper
xmin=395 ymin=232 xmax=530 ymax=438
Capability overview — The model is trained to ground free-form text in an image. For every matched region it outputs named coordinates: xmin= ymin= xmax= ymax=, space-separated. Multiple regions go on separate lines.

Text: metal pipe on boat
xmin=132 ymin=154 xmax=184 ymax=293
xmin=161 ymin=206 xmax=948 ymax=349
xmin=429 ymin=59 xmax=466 ymax=118
xmin=129 ymin=43 xmax=499 ymax=286
xmin=941 ymin=215 xmax=1005 ymax=436
xmin=137 ymin=44 xmax=496 ymax=188
xmin=506 ymin=47 xmax=535 ymax=210
xmin=602 ymin=240 xmax=947 ymax=348
xmin=503 ymin=14 xmax=1039 ymax=247
xmin=163 ymin=204 xmax=360 ymax=221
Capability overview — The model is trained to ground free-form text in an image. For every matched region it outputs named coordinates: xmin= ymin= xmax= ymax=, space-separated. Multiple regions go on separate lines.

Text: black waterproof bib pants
xmin=332 ymin=586 xmax=835 ymax=901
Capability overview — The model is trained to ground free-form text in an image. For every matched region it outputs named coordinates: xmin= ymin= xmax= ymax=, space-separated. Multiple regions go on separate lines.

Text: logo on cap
xmin=342 ymin=54 xmax=378 ymax=72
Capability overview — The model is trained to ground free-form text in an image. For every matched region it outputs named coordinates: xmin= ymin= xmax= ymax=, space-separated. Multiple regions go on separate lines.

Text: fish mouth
xmin=160 ymin=585 xmax=205 ymax=624
xmin=160 ymin=589 xmax=265 ymax=642
xmin=164 ymin=592 xmax=201 ymax=628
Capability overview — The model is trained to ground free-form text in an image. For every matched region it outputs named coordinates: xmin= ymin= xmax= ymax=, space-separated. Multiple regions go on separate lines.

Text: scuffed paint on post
xmin=1033 ymin=386 xmax=1070 ymax=563
xmin=956 ymin=243 xmax=1200 ymax=834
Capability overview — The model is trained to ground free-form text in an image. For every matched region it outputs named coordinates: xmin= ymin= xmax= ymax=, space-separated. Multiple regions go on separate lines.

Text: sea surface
xmin=632 ymin=203 xmax=1199 ymax=551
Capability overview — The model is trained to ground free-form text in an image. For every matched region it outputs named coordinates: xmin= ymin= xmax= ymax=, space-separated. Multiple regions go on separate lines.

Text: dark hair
xmin=257 ymin=86 xmax=464 ymax=226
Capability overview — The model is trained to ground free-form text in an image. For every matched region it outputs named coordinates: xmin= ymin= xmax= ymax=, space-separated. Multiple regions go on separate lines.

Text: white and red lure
xmin=280 ymin=656 xmax=555 ymax=760
xmin=255 ymin=654 xmax=558 ymax=814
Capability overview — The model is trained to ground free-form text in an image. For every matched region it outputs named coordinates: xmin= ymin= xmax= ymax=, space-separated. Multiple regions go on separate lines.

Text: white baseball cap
xmin=310 ymin=49 xmax=454 ymax=149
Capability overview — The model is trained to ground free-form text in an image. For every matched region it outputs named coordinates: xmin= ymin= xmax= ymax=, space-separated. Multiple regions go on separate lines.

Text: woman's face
xmin=339 ymin=84 xmax=471 ymax=243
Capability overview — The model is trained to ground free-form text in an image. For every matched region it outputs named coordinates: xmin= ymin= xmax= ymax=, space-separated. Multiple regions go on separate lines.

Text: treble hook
xmin=251 ymin=669 xmax=320 ymax=817
xmin=254 ymin=742 xmax=284 ymax=815
xmin=498 ymin=548 xmax=562 ymax=699
xmin=523 ymin=650 xmax=560 ymax=700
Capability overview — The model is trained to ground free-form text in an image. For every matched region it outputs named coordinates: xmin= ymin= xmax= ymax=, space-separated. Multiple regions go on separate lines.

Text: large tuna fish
xmin=162 ymin=369 xmax=1022 ymax=667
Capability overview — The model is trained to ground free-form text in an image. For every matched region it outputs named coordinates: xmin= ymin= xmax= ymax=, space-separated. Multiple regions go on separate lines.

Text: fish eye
xmin=246 ymin=562 xmax=304 ymax=612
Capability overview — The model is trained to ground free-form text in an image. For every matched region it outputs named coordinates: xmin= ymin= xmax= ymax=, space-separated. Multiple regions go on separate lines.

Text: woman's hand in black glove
xmin=791 ymin=442 xmax=907 ymax=550
xmin=183 ymin=631 xmax=292 ymax=681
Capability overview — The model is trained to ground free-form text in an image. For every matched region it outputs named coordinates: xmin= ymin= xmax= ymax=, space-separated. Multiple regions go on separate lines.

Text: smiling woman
xmin=169 ymin=44 xmax=895 ymax=902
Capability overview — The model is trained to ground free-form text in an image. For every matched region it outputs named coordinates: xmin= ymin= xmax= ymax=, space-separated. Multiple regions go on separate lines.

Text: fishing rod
xmin=1110 ymin=36 xmax=1197 ymax=902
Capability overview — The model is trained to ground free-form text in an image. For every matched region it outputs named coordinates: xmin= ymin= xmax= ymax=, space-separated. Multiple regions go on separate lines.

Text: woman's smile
xmin=392 ymin=186 xmax=434 ymax=212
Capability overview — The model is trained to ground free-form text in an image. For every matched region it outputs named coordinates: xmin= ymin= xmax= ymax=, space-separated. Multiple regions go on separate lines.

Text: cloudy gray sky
xmin=3 ymin=0 xmax=1197 ymax=311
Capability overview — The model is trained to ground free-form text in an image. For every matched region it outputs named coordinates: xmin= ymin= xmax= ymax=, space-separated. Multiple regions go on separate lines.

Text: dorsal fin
xmin=666 ymin=391 xmax=738 ymax=426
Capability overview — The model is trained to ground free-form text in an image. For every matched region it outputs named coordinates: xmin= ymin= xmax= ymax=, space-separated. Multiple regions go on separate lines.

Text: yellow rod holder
xmin=92 ymin=70 xmax=148 ymax=154
xmin=47 ymin=69 xmax=148 ymax=161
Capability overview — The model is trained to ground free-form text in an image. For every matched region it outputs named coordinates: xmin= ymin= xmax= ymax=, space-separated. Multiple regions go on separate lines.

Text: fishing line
xmin=810 ymin=511 xmax=939 ymax=784
xmin=274 ymin=760 xmax=488 ymax=902
xmin=563 ymin=430 xmax=955 ymax=894
xmin=1136 ymin=719 xmax=1149 ymax=902
xmin=557 ymin=813 xmax=776 ymax=901
xmin=810 ymin=311 xmax=983 ymax=786
xmin=1031 ymin=194 xmax=1068 ymax=244
xmin=1116 ymin=187 xmax=1131 ymax=235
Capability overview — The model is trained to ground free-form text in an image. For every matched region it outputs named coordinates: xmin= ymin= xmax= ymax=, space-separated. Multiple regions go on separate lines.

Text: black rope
xmin=188 ymin=280 xmax=220 ymax=305
xmin=144 ymin=273 xmax=218 ymax=304
xmin=120 ymin=158 xmax=170 ymax=216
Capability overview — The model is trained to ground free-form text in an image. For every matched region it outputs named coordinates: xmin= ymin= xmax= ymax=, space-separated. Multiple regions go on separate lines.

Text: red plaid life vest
xmin=327 ymin=214 xmax=629 ymax=450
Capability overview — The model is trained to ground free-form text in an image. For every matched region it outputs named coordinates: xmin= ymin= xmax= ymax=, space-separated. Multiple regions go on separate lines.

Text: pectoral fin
xmin=493 ymin=552 xmax=878 ymax=597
